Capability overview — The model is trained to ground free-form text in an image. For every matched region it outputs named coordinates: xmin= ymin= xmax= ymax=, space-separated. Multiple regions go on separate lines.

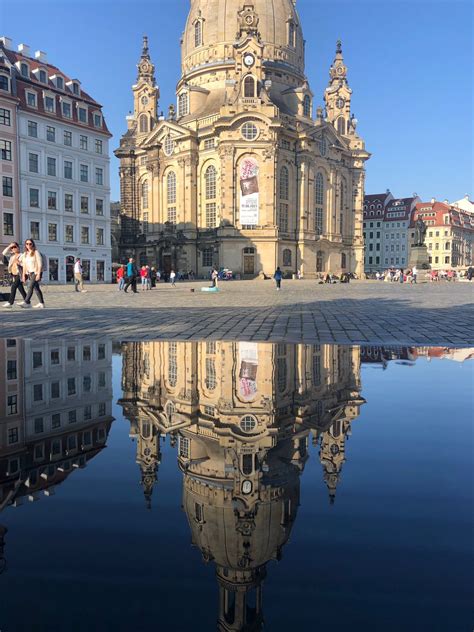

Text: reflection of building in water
xmin=0 ymin=338 xmax=114 ymax=568
xmin=361 ymin=346 xmax=474 ymax=368
xmin=120 ymin=341 xmax=365 ymax=630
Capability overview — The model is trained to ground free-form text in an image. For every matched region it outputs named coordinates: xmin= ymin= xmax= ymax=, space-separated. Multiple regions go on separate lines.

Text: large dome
xmin=182 ymin=0 xmax=305 ymax=80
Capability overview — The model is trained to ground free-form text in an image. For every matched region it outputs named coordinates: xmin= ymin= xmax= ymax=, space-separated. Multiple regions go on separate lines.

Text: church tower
xmin=130 ymin=35 xmax=160 ymax=136
xmin=324 ymin=40 xmax=355 ymax=137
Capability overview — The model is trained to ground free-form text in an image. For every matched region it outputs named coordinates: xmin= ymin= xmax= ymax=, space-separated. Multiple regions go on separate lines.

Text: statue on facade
xmin=414 ymin=217 xmax=427 ymax=246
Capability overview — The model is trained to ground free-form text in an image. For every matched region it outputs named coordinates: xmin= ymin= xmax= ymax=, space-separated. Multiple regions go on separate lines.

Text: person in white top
xmin=19 ymin=238 xmax=45 ymax=309
xmin=170 ymin=270 xmax=176 ymax=287
xmin=74 ymin=258 xmax=86 ymax=293
xmin=412 ymin=266 xmax=418 ymax=284
xmin=2 ymin=242 xmax=27 ymax=308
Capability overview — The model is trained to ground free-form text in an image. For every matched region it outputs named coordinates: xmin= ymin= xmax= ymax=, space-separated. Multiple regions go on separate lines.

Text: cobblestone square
xmin=1 ymin=280 xmax=473 ymax=346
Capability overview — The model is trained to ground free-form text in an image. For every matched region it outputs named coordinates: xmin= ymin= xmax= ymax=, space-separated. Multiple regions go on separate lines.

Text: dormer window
xmin=178 ymin=92 xmax=189 ymax=117
xmin=20 ymin=62 xmax=29 ymax=78
xmin=72 ymin=82 xmax=79 ymax=95
xmin=26 ymin=91 xmax=37 ymax=107
xmin=56 ymin=76 xmax=64 ymax=90
xmin=62 ymin=101 xmax=72 ymax=118
xmin=0 ymin=74 xmax=9 ymax=92
xmin=93 ymin=112 xmax=102 ymax=127
xmin=78 ymin=106 xmax=87 ymax=123
xmin=244 ymin=75 xmax=256 ymax=98
xmin=44 ymin=95 xmax=55 ymax=113
xmin=39 ymin=69 xmax=47 ymax=83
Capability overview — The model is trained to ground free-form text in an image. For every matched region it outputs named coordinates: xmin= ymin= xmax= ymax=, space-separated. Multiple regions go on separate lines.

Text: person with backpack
xmin=274 ymin=267 xmax=283 ymax=291
xmin=19 ymin=238 xmax=45 ymax=309
xmin=2 ymin=242 xmax=27 ymax=308
xmin=124 ymin=258 xmax=138 ymax=294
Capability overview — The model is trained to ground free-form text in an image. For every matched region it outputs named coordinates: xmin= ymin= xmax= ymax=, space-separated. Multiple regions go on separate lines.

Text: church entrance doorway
xmin=162 ymin=254 xmax=172 ymax=275
xmin=243 ymin=248 xmax=256 ymax=277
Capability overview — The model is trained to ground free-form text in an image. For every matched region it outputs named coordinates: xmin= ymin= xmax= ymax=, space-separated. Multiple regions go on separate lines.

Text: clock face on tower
xmin=336 ymin=97 xmax=345 ymax=109
xmin=243 ymin=53 xmax=255 ymax=67
xmin=141 ymin=96 xmax=149 ymax=106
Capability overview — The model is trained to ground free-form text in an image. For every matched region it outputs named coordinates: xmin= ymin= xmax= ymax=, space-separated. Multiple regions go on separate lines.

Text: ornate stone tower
xmin=324 ymin=40 xmax=354 ymax=137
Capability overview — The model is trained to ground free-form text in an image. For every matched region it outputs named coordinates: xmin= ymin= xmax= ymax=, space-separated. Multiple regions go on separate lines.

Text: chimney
xmin=35 ymin=50 xmax=47 ymax=63
xmin=17 ymin=43 xmax=30 ymax=57
xmin=0 ymin=36 xmax=13 ymax=50
xmin=430 ymin=197 xmax=436 ymax=204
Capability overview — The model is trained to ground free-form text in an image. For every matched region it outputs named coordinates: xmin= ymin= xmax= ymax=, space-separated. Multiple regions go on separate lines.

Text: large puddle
xmin=0 ymin=340 xmax=472 ymax=631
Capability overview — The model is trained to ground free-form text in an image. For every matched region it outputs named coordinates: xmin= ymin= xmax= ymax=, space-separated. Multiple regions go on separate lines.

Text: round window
xmin=240 ymin=415 xmax=257 ymax=433
xmin=241 ymin=122 xmax=259 ymax=141
xmin=163 ymin=135 xmax=175 ymax=156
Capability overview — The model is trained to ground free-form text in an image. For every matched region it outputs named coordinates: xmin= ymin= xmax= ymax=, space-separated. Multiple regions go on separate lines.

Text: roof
xmin=411 ymin=201 xmax=474 ymax=231
xmin=384 ymin=197 xmax=418 ymax=222
xmin=0 ymin=45 xmax=111 ymax=136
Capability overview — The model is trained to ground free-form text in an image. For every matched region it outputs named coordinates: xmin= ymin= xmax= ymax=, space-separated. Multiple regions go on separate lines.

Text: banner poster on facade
xmin=239 ymin=158 xmax=259 ymax=226
xmin=238 ymin=342 xmax=259 ymax=401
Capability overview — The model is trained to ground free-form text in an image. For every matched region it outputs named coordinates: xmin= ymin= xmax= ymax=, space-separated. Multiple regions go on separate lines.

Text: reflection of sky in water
xmin=0 ymin=343 xmax=472 ymax=632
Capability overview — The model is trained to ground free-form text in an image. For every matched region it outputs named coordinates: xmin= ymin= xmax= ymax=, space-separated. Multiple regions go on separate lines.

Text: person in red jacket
xmin=116 ymin=265 xmax=125 ymax=291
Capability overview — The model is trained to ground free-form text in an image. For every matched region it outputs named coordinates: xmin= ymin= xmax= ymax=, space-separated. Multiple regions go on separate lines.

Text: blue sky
xmin=2 ymin=0 xmax=473 ymax=202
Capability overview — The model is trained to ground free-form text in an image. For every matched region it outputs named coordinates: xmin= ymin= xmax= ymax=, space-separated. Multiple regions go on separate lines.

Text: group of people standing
xmin=375 ymin=267 xmax=418 ymax=284
xmin=116 ymin=258 xmax=180 ymax=294
xmin=2 ymin=239 xmax=45 ymax=309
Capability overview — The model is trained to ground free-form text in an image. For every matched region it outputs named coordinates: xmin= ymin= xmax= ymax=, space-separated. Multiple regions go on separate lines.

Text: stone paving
xmin=0 ymin=280 xmax=473 ymax=346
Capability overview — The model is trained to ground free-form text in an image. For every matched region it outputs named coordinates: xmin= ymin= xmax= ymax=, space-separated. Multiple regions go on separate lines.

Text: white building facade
xmin=0 ymin=38 xmax=112 ymax=283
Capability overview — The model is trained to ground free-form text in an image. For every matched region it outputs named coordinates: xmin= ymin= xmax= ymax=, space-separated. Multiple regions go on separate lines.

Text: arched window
xmin=303 ymin=95 xmax=311 ymax=118
xmin=168 ymin=342 xmax=178 ymax=387
xmin=205 ymin=357 xmax=216 ymax=391
xmin=315 ymin=172 xmax=324 ymax=235
xmin=340 ymin=181 xmax=344 ymax=235
xmin=341 ymin=253 xmax=347 ymax=269
xmin=204 ymin=165 xmax=217 ymax=228
xmin=288 ymin=21 xmax=296 ymax=48
xmin=244 ymin=75 xmax=256 ymax=98
xmin=279 ymin=166 xmax=289 ymax=233
xmin=178 ymin=92 xmax=189 ymax=118
xmin=283 ymin=249 xmax=292 ymax=266
xmin=167 ymin=171 xmax=177 ymax=224
xmin=337 ymin=117 xmax=346 ymax=135
xmin=139 ymin=114 xmax=148 ymax=133
xmin=195 ymin=20 xmax=202 ymax=48
xmin=316 ymin=250 xmax=324 ymax=273
xmin=141 ymin=180 xmax=148 ymax=209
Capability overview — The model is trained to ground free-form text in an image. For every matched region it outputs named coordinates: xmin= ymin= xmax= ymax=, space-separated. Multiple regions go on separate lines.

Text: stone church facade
xmin=116 ymin=0 xmax=370 ymax=278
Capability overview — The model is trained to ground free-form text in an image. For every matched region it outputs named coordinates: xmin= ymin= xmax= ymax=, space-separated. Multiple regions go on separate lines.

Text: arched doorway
xmin=65 ymin=256 xmax=75 ymax=283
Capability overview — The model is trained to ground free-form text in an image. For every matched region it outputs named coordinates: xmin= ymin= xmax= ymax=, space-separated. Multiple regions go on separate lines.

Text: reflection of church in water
xmin=120 ymin=341 xmax=365 ymax=630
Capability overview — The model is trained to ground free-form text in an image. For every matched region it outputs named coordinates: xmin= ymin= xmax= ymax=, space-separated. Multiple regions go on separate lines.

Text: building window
xmin=94 ymin=198 xmax=103 ymax=215
xmin=279 ymin=166 xmax=289 ymax=233
xmin=337 ymin=117 xmax=345 ymax=135
xmin=48 ymin=191 xmax=57 ymax=210
xmin=0 ymin=108 xmax=11 ymax=127
xmin=7 ymin=396 xmax=18 ymax=416
xmin=47 ymin=157 xmax=56 ymax=176
xmin=141 ymin=180 xmax=148 ymax=209
xmin=205 ymin=165 xmax=217 ymax=228
xmin=167 ymin=171 xmax=177 ymax=224
xmin=65 ymin=194 xmax=73 ymax=212
xmin=288 ymin=21 xmax=296 ymax=47
xmin=81 ymin=196 xmax=89 ymax=213
xmin=95 ymin=167 xmax=103 ymax=185
xmin=83 ymin=375 xmax=92 ymax=393
xmin=195 ymin=20 xmax=202 ymax=47
xmin=52 ymin=413 xmax=61 ymax=429
xmin=277 ymin=357 xmax=287 ymax=393
xmin=33 ymin=384 xmax=43 ymax=402
xmin=93 ymin=113 xmax=102 ymax=127
xmin=51 ymin=382 xmax=60 ymax=399
xmin=64 ymin=130 xmax=72 ymax=146
xmin=202 ymin=248 xmax=213 ymax=267
xmin=283 ymin=248 xmax=292 ymax=266
xmin=33 ymin=351 xmax=43 ymax=368
xmin=0 ymin=139 xmax=12 ymax=161
xmin=20 ymin=62 xmax=29 ymax=77
xmin=80 ymin=164 xmax=88 ymax=182
xmin=241 ymin=121 xmax=258 ymax=141
xmin=0 ymin=75 xmax=9 ymax=91
xmin=81 ymin=226 xmax=90 ymax=244
xmin=78 ymin=108 xmax=87 ymax=123
xmin=205 ymin=357 xmax=216 ymax=390
xmin=80 ymin=135 xmax=88 ymax=150
xmin=303 ymin=94 xmax=311 ymax=117
xmin=65 ymin=225 xmax=74 ymax=243
xmin=96 ymin=228 xmax=104 ymax=245
xmin=28 ymin=120 xmax=38 ymax=137
xmin=2 ymin=177 xmax=12 ymax=197
xmin=3 ymin=212 xmax=13 ymax=235
xmin=240 ymin=415 xmax=257 ymax=433
xmin=315 ymin=172 xmax=324 ymax=235
xmin=67 ymin=377 xmax=76 ymax=396
xmin=244 ymin=75 xmax=256 ymax=98
xmin=49 ymin=259 xmax=59 ymax=280
xmin=7 ymin=359 xmax=17 ymax=380
xmin=341 ymin=252 xmax=347 ymax=269
xmin=316 ymin=250 xmax=324 ymax=273
xmin=98 ymin=343 xmax=106 ymax=360
xmin=64 ymin=160 xmax=73 ymax=179
xmin=72 ymin=82 xmax=80 ymax=95
xmin=8 ymin=425 xmax=19 ymax=442
xmin=46 ymin=125 xmax=56 ymax=142
xmin=30 ymin=221 xmax=40 ymax=240
xmin=178 ymin=92 xmax=189 ymax=118
xmin=168 ymin=342 xmax=178 ymax=387
xmin=48 ymin=223 xmax=57 ymax=242
xmin=62 ymin=102 xmax=72 ymax=118
xmin=163 ymin=135 xmax=174 ymax=156
xmin=45 ymin=96 xmax=55 ymax=113
xmin=139 ymin=114 xmax=148 ymax=133
xmin=27 ymin=91 xmax=37 ymax=107
xmin=95 ymin=139 xmax=103 ymax=154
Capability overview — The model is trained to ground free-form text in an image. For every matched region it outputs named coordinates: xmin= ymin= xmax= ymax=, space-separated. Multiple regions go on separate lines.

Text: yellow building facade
xmin=116 ymin=0 xmax=369 ymax=278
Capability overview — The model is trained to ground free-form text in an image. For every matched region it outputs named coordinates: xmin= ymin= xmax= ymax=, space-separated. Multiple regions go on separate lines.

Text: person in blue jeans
xmin=274 ymin=267 xmax=283 ymax=290
xmin=124 ymin=258 xmax=138 ymax=293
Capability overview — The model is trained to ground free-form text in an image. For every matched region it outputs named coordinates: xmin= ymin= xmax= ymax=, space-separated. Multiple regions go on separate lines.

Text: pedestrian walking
xmin=19 ymin=238 xmax=45 ymax=309
xmin=170 ymin=269 xmax=177 ymax=287
xmin=211 ymin=268 xmax=218 ymax=289
xmin=117 ymin=265 xmax=126 ymax=290
xmin=124 ymin=258 xmax=138 ymax=293
xmin=274 ymin=266 xmax=283 ymax=290
xmin=399 ymin=268 xmax=404 ymax=284
xmin=467 ymin=266 xmax=474 ymax=281
xmin=412 ymin=266 xmax=418 ymax=284
xmin=2 ymin=242 xmax=27 ymax=308
xmin=145 ymin=265 xmax=152 ymax=290
xmin=74 ymin=258 xmax=86 ymax=292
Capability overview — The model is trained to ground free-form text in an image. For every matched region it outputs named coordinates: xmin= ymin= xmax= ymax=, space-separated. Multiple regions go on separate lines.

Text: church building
xmin=116 ymin=0 xmax=370 ymax=278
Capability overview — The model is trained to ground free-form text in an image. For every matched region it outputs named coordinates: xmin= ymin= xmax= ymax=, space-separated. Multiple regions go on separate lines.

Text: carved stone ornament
xmin=238 ymin=4 xmax=260 ymax=36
